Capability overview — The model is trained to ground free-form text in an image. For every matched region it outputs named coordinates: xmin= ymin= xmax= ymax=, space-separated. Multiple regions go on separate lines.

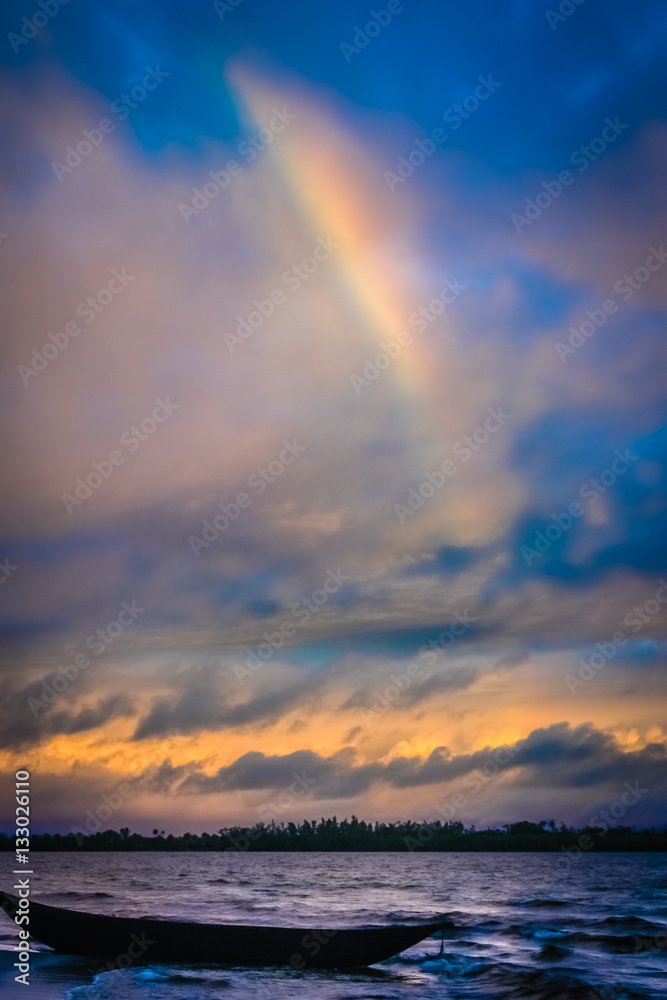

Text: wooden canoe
xmin=0 ymin=890 xmax=446 ymax=968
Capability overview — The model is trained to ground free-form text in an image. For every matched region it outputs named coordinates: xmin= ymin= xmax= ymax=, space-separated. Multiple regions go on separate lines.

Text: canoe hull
xmin=0 ymin=891 xmax=444 ymax=968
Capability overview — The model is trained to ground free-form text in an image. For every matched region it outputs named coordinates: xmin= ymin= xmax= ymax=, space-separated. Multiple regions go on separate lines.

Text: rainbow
xmin=225 ymin=64 xmax=447 ymax=413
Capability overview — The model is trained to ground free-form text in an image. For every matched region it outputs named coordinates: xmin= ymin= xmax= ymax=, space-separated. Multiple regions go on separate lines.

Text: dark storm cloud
xmin=0 ymin=673 xmax=133 ymax=749
xmin=144 ymin=723 xmax=667 ymax=804
xmin=493 ymin=649 xmax=530 ymax=670
xmin=342 ymin=646 xmax=528 ymax=712
xmin=341 ymin=664 xmax=479 ymax=711
xmin=132 ymin=665 xmax=325 ymax=740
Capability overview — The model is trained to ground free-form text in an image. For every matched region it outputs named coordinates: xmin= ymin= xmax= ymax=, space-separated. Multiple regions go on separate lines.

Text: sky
xmin=0 ymin=0 xmax=666 ymax=836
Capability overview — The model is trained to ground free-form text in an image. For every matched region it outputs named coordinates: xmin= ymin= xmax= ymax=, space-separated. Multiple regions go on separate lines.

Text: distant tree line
xmin=1 ymin=817 xmax=666 ymax=852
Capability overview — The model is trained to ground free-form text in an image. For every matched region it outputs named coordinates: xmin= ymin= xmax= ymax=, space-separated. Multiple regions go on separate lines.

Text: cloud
xmin=0 ymin=61 xmax=665 ymax=666
xmin=132 ymin=665 xmax=325 ymax=741
xmin=0 ymin=675 xmax=133 ymax=749
xmin=0 ymin=8 xmax=666 ymax=834
xmin=140 ymin=722 xmax=667 ymax=808
xmin=342 ymin=664 xmax=479 ymax=711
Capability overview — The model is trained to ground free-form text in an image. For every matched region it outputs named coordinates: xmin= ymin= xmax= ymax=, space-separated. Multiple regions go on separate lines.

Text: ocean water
xmin=0 ymin=851 xmax=665 ymax=999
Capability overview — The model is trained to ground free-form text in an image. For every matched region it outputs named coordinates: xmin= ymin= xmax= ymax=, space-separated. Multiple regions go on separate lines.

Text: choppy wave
xmin=49 ymin=891 xmax=115 ymax=899
xmin=508 ymin=898 xmax=571 ymax=907
xmin=0 ymin=851 xmax=664 ymax=1000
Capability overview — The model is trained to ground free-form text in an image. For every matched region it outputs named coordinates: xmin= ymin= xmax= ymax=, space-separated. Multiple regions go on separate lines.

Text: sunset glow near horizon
xmin=0 ymin=0 xmax=666 ymax=835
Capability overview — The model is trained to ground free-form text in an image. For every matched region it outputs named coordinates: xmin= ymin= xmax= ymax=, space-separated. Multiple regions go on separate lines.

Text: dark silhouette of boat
xmin=0 ymin=890 xmax=446 ymax=968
